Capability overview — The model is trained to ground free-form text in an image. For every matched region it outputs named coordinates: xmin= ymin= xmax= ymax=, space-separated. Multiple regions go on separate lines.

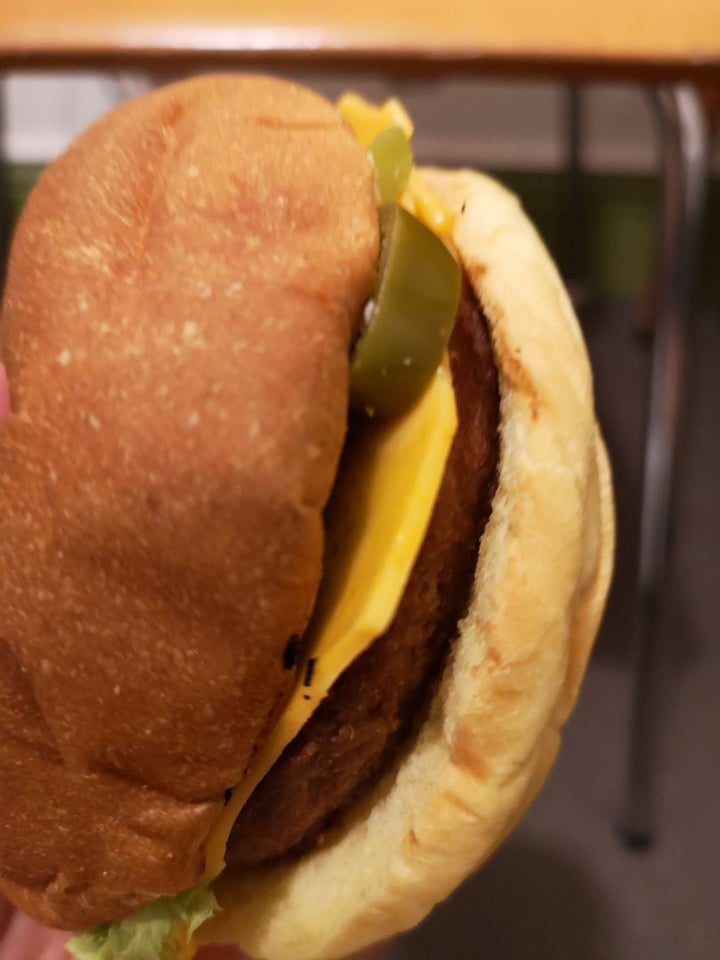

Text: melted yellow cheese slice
xmin=336 ymin=93 xmax=456 ymax=236
xmin=204 ymin=363 xmax=457 ymax=878
xmin=336 ymin=92 xmax=415 ymax=145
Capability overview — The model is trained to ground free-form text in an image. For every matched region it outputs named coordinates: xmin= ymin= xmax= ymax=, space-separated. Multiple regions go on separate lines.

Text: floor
xmin=390 ymin=296 xmax=720 ymax=960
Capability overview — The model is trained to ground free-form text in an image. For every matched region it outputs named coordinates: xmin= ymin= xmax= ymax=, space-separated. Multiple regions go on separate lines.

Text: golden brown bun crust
xmin=0 ymin=75 xmax=378 ymax=928
xmin=199 ymin=169 xmax=615 ymax=960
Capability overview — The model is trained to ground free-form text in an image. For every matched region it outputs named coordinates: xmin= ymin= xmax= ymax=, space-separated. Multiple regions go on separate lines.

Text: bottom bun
xmin=198 ymin=169 xmax=615 ymax=960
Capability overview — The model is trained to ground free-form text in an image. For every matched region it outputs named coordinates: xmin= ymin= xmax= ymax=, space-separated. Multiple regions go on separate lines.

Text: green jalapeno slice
xmin=367 ymin=125 xmax=414 ymax=203
xmin=350 ymin=203 xmax=461 ymax=419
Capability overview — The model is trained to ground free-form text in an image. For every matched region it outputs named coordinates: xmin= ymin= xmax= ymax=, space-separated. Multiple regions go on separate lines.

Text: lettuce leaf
xmin=66 ymin=884 xmax=219 ymax=960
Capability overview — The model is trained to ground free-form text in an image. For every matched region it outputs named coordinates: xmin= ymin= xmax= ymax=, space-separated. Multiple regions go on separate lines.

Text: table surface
xmin=2 ymin=0 xmax=720 ymax=78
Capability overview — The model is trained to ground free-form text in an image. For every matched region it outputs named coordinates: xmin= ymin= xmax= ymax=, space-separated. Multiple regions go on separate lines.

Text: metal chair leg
xmin=560 ymin=85 xmax=588 ymax=303
xmin=619 ymin=85 xmax=708 ymax=848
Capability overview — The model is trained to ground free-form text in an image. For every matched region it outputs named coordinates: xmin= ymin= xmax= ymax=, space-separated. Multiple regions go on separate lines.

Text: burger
xmin=0 ymin=74 xmax=614 ymax=960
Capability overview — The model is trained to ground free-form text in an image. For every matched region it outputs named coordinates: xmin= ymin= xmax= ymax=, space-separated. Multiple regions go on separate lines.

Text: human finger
xmin=0 ymin=905 xmax=71 ymax=960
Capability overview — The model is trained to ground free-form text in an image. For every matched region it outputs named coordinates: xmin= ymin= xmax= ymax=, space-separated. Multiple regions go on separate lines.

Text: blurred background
xmin=3 ymin=74 xmax=720 ymax=296
xmin=1 ymin=72 xmax=719 ymax=958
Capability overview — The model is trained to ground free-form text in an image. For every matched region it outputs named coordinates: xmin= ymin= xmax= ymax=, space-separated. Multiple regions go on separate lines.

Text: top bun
xmin=0 ymin=75 xmax=378 ymax=928
xmin=198 ymin=169 xmax=615 ymax=960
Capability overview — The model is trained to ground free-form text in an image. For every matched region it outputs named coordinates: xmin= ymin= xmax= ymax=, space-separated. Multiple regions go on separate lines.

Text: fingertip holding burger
xmin=0 ymin=75 xmax=614 ymax=960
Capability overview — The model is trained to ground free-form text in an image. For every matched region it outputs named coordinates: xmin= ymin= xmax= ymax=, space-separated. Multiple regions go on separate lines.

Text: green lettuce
xmin=66 ymin=884 xmax=219 ymax=960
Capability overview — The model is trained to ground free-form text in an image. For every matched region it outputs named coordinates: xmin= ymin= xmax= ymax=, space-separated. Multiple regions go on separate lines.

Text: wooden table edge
xmin=1 ymin=31 xmax=720 ymax=82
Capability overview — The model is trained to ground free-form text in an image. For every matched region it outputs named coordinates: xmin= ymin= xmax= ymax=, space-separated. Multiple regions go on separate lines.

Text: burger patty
xmin=226 ymin=277 xmax=500 ymax=867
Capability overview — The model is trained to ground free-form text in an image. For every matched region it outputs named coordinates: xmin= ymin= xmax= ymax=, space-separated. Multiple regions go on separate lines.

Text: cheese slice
xmin=400 ymin=168 xmax=456 ymax=237
xmin=337 ymin=93 xmax=456 ymax=236
xmin=203 ymin=362 xmax=458 ymax=878
xmin=336 ymin=92 xmax=414 ymax=146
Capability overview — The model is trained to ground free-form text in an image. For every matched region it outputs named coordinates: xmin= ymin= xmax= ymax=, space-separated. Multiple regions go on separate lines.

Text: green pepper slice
xmin=350 ymin=203 xmax=461 ymax=419
xmin=367 ymin=125 xmax=414 ymax=203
